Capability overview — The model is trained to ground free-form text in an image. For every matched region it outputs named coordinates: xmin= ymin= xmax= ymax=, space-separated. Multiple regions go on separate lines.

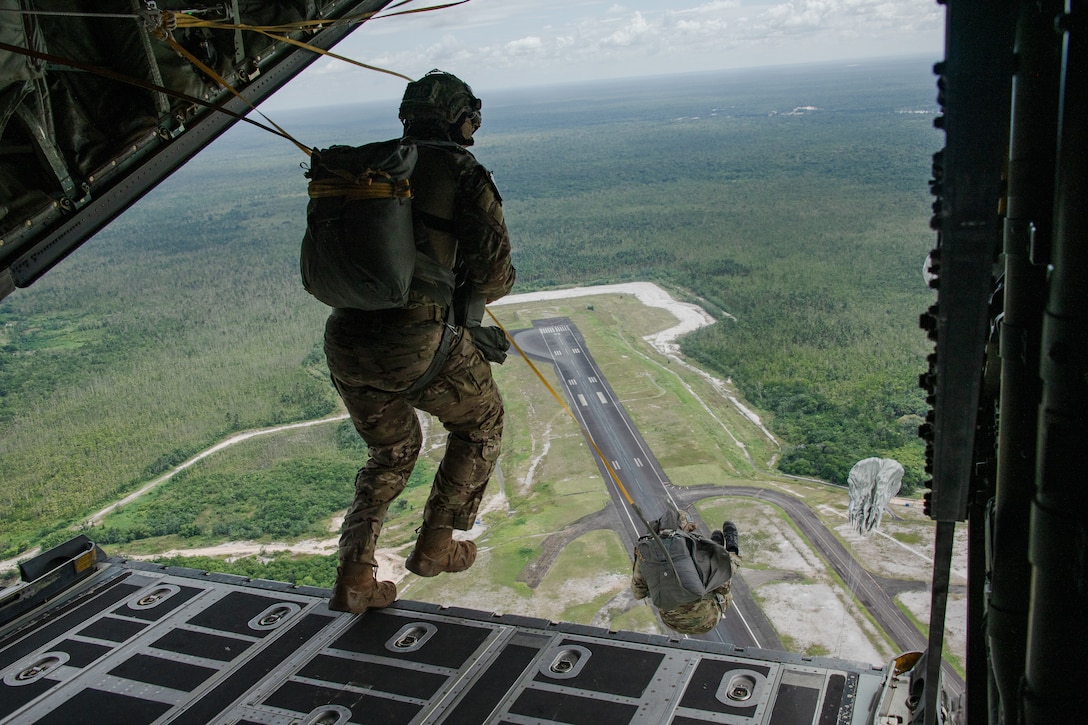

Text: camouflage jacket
xmin=408 ymin=140 xmax=515 ymax=305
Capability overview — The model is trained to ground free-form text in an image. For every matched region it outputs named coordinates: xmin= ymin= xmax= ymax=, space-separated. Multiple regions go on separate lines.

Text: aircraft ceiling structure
xmin=0 ymin=0 xmax=394 ymax=302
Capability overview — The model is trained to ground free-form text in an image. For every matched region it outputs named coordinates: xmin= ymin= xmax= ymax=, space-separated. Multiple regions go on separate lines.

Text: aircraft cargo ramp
xmin=0 ymin=554 xmax=918 ymax=725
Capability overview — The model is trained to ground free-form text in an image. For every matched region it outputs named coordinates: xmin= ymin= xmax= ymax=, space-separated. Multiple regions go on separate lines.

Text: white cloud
xmin=755 ymin=0 xmax=942 ymax=37
xmin=505 ymin=36 xmax=544 ymax=54
xmin=263 ymin=0 xmax=943 ymax=109
xmin=602 ymin=11 xmax=654 ymax=47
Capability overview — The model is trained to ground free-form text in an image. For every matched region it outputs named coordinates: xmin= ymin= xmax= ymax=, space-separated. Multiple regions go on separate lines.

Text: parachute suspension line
xmin=484 ymin=309 xmax=706 ymax=590
xmin=378 ymin=1 xmax=475 ymax=19
xmin=161 ymin=12 xmax=413 ymax=83
xmin=0 ymin=1 xmax=474 ymax=157
xmin=484 ymin=308 xmax=658 ymax=534
xmin=146 ymin=1 xmax=473 ymax=35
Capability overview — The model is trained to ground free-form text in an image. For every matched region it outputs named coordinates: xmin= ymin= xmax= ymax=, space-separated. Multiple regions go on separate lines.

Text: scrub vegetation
xmin=0 ymin=57 xmax=938 ymax=565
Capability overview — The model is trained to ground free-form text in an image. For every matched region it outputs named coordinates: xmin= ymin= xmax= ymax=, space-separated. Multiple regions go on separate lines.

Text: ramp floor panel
xmin=1 ymin=562 xmax=886 ymax=724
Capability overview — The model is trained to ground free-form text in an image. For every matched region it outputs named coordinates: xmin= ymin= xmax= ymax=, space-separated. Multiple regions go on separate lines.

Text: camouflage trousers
xmin=657 ymin=581 xmax=733 ymax=635
xmin=324 ymin=311 xmax=504 ymax=566
xmin=632 ymin=550 xmax=741 ymax=635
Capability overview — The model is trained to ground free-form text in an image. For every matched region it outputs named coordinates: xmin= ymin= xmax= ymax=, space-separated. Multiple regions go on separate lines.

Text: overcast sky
xmin=263 ymin=0 xmax=944 ymax=110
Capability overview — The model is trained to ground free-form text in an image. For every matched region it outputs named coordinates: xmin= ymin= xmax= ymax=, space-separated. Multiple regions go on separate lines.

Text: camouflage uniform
xmin=631 ymin=548 xmax=740 ymax=635
xmin=324 ymin=139 xmax=515 ymax=567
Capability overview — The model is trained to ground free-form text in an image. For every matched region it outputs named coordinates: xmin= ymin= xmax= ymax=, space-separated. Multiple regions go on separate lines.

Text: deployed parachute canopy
xmin=847 ymin=457 xmax=904 ymax=535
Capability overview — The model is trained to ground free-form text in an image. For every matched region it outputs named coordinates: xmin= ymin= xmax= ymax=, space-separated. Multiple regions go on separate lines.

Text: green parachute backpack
xmin=300 ymin=138 xmax=454 ymax=310
xmin=635 ymin=509 xmax=734 ymax=611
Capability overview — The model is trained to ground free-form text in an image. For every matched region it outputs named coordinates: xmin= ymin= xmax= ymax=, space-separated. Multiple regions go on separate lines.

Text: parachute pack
xmin=635 ymin=510 xmax=734 ymax=611
xmin=300 ymin=138 xmax=454 ymax=310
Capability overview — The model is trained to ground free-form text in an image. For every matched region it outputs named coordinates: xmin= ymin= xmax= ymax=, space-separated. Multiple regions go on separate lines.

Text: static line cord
xmin=0 ymin=40 xmax=298 ymax=147
xmin=163 ymin=0 xmax=473 ymax=33
xmin=146 ymin=0 xmax=473 ymax=153
xmin=485 ymin=308 xmax=657 ymax=533
xmin=0 ymin=1 xmax=469 ymax=24
xmin=484 ymin=308 xmax=686 ymax=573
xmin=0 ymin=0 xmax=474 ymax=156
xmin=156 ymin=32 xmax=311 ymax=156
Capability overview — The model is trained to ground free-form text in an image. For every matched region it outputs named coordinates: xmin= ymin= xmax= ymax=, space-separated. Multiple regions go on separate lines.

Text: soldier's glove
xmin=468 ymin=325 xmax=510 ymax=364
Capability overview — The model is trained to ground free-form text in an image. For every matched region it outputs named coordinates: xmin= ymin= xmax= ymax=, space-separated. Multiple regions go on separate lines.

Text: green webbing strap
xmin=404 ymin=305 xmax=457 ymax=396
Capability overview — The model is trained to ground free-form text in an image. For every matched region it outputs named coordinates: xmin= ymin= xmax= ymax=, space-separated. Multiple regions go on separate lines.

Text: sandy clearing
xmin=716 ymin=493 xmax=961 ymax=667
xmin=491 ymin=282 xmax=720 ymax=359
xmin=758 ymin=581 xmax=887 ymax=664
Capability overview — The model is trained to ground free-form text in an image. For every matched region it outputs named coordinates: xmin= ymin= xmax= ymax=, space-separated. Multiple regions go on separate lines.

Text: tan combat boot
xmin=328 ymin=561 xmax=396 ymax=614
xmin=405 ymin=524 xmax=477 ymax=577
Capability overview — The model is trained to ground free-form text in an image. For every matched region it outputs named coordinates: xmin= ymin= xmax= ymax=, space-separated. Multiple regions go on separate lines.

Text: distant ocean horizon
xmin=272 ymin=53 xmax=937 ymax=129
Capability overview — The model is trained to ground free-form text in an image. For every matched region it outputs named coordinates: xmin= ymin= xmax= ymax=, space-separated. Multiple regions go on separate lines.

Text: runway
xmin=512 ymin=317 xmax=964 ymax=695
xmin=512 ymin=317 xmax=778 ymax=649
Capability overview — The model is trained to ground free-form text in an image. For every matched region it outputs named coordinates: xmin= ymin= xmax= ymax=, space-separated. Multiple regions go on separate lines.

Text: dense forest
xmin=0 ymin=57 xmax=939 ymax=559
xmin=484 ymin=60 xmax=939 ymax=488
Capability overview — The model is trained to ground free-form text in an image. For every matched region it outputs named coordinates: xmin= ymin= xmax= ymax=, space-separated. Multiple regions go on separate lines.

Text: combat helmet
xmin=399 ymin=69 xmax=482 ymax=126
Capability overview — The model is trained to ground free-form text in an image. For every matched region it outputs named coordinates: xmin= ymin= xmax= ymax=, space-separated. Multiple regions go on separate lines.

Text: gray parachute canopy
xmin=847 ymin=457 xmax=904 ymax=535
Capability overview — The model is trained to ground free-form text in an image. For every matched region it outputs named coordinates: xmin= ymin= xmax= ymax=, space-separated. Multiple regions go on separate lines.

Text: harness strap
xmin=404 ymin=305 xmax=459 ymax=396
xmin=331 ymin=304 xmax=444 ymax=324
xmin=417 ymin=209 xmax=456 ymax=234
